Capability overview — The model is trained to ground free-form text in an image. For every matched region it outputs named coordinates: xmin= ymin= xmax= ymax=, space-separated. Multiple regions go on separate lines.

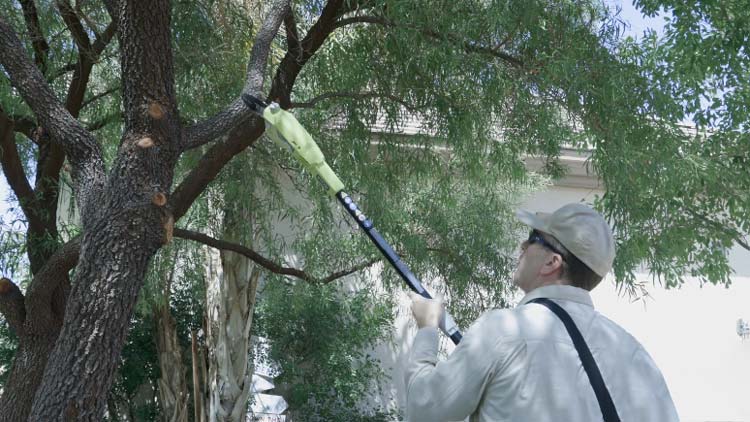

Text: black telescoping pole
xmin=336 ymin=191 xmax=463 ymax=345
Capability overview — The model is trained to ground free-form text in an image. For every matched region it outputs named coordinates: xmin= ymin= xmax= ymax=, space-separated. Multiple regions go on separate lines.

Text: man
xmin=405 ymin=203 xmax=678 ymax=421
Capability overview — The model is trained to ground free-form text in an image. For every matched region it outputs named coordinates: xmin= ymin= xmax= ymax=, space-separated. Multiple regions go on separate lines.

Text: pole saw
xmin=242 ymin=94 xmax=463 ymax=345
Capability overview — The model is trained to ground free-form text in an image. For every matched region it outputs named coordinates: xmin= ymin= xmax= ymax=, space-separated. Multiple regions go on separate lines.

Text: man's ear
xmin=540 ymin=253 xmax=564 ymax=276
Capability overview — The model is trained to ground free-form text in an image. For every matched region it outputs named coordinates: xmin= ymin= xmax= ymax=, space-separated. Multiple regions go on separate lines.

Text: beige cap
xmin=516 ymin=203 xmax=615 ymax=277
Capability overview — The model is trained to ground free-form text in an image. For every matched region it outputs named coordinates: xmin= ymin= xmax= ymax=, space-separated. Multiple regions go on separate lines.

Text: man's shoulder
xmin=588 ymin=310 xmax=645 ymax=352
xmin=467 ymin=306 xmax=560 ymax=342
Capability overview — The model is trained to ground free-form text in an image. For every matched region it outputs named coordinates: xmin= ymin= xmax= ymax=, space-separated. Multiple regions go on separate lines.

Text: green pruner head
xmin=261 ymin=103 xmax=345 ymax=195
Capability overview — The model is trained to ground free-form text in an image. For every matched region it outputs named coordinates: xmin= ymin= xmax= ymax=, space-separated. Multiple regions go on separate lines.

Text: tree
xmin=0 ymin=0 xmax=288 ymax=418
xmin=254 ymin=278 xmax=396 ymax=421
xmin=592 ymin=0 xmax=750 ymax=288
xmin=2 ymin=0 xmax=749 ymax=420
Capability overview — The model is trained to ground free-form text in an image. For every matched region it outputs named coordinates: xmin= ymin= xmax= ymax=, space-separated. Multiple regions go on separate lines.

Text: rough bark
xmin=0 ymin=17 xmax=105 ymax=216
xmin=21 ymin=0 xmax=182 ymax=418
xmin=0 ymin=334 xmax=58 ymax=422
xmin=0 ymin=278 xmax=25 ymax=337
xmin=0 ymin=239 xmax=78 ymax=422
xmin=0 ymin=145 xmax=80 ymax=422
xmin=155 ymin=303 xmax=189 ymax=422
xmin=0 ymin=15 xmax=95 ymax=411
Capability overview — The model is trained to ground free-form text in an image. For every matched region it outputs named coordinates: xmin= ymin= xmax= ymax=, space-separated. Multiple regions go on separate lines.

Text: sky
xmin=611 ymin=0 xmax=667 ymax=39
xmin=0 ymin=171 xmax=8 ymax=218
xmin=0 ymin=1 xmax=669 ymax=219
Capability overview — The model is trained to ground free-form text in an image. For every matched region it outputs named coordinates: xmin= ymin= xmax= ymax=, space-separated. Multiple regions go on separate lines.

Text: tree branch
xmin=182 ymin=0 xmax=290 ymax=150
xmin=75 ymin=0 xmax=102 ymax=39
xmin=0 ymin=277 xmax=26 ymax=336
xmin=171 ymin=120 xmax=265 ymax=221
xmin=319 ymin=258 xmax=380 ymax=284
xmin=25 ymin=2 xmax=114 ymax=269
xmin=174 ymin=228 xmax=378 ymax=284
xmin=0 ymin=107 xmax=39 ymax=226
xmin=91 ymin=20 xmax=117 ymax=57
xmin=48 ymin=62 xmax=78 ymax=81
xmin=36 ymin=18 xmax=90 ymax=257
xmin=24 ymin=236 xmax=81 ymax=326
xmin=333 ymin=15 xmax=524 ymax=69
xmin=101 ymin=0 xmax=119 ymax=21
xmin=0 ymin=15 xmax=106 ymax=218
xmin=81 ymin=86 xmax=120 ymax=109
xmin=19 ymin=0 xmax=50 ymax=73
xmin=284 ymin=8 xmax=302 ymax=62
xmin=48 ymin=50 xmax=117 ymax=83
xmin=59 ymin=6 xmax=117 ymax=118
xmin=2 ymin=104 xmax=61 ymax=274
xmin=175 ymin=228 xmax=313 ymax=281
xmin=56 ymin=0 xmax=92 ymax=53
xmin=332 ymin=15 xmax=388 ymax=29
xmin=268 ymin=0 xmax=346 ymax=108
xmin=171 ymin=0 xmax=346 ymax=222
xmin=687 ymin=207 xmax=750 ymax=252
xmin=8 ymin=114 xmax=37 ymax=140
xmin=290 ymin=90 xmax=418 ymax=111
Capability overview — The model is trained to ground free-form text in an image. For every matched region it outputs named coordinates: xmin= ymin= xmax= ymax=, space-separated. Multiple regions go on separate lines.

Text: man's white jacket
xmin=405 ymin=285 xmax=679 ymax=421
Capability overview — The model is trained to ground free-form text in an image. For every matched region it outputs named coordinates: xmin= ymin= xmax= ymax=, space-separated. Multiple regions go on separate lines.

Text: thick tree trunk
xmin=0 ymin=333 xmax=57 ymax=422
xmin=155 ymin=303 xmax=190 ymax=422
xmin=0 ymin=243 xmax=78 ymax=422
xmin=27 ymin=225 xmax=165 ymax=420
xmin=205 ymin=243 xmax=261 ymax=422
xmin=25 ymin=0 xmax=181 ymax=418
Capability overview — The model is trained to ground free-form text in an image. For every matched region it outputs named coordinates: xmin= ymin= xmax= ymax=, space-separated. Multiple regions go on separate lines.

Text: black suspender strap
xmin=528 ymin=298 xmax=621 ymax=422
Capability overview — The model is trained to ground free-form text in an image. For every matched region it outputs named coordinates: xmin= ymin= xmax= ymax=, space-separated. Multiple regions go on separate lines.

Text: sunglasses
xmin=525 ymin=231 xmax=568 ymax=261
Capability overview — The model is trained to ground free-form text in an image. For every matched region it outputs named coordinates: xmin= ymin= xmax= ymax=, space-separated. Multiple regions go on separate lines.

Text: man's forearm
xmin=404 ymin=326 xmax=485 ymax=421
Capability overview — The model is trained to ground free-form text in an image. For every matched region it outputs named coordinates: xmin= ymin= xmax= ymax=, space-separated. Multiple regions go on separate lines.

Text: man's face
xmin=513 ymin=239 xmax=545 ymax=292
xmin=512 ymin=231 xmax=563 ymax=293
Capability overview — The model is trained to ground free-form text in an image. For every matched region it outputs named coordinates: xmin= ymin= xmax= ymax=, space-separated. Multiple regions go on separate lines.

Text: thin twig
xmin=290 ymin=90 xmax=418 ymax=112
xmin=332 ymin=15 xmax=524 ymax=68
xmin=174 ymin=227 xmax=379 ymax=284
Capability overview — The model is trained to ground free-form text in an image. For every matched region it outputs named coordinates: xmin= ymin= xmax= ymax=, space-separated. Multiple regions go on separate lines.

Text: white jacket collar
xmin=518 ymin=284 xmax=594 ymax=308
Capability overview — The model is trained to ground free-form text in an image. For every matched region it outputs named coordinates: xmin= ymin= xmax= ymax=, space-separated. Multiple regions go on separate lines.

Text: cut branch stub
xmin=137 ymin=137 xmax=154 ymax=148
xmin=147 ymin=102 xmax=165 ymax=120
xmin=152 ymin=192 xmax=167 ymax=206
xmin=0 ymin=276 xmax=26 ymax=335
xmin=0 ymin=277 xmax=13 ymax=294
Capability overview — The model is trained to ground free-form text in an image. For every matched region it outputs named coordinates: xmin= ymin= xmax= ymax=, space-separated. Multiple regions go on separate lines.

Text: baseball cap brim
xmin=516 ymin=209 xmax=551 ymax=233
